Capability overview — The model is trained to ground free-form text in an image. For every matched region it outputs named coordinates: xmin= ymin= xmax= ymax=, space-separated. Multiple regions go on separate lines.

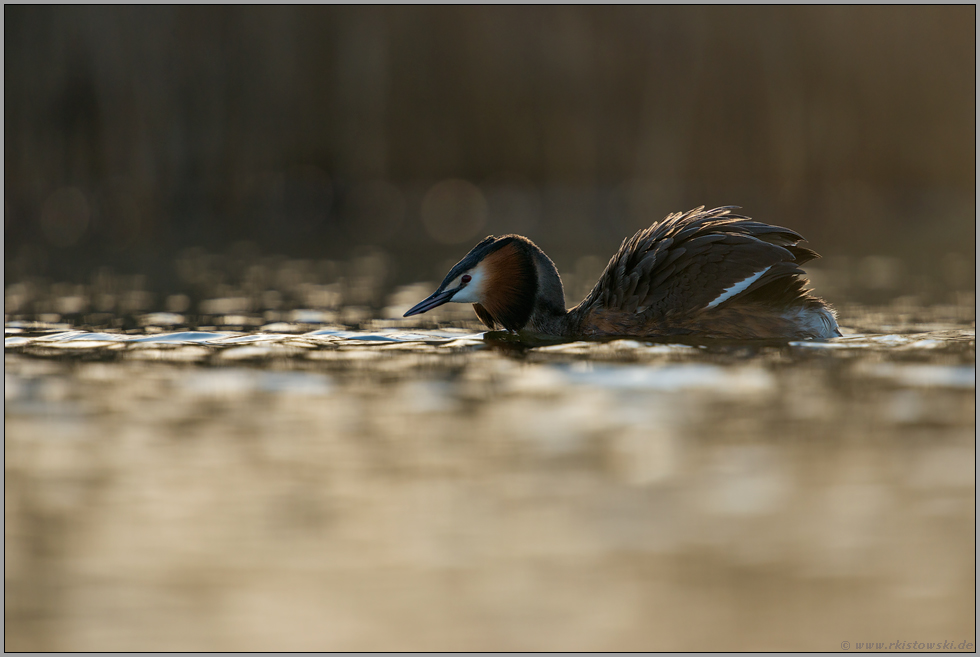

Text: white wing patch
xmin=704 ymin=266 xmax=771 ymax=309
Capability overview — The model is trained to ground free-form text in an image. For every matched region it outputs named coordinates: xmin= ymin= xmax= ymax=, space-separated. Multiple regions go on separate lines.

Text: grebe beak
xmin=403 ymin=288 xmax=457 ymax=317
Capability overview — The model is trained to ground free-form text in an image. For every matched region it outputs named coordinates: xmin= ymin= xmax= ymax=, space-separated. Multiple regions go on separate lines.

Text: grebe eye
xmin=461 ymin=274 xmax=472 ymax=284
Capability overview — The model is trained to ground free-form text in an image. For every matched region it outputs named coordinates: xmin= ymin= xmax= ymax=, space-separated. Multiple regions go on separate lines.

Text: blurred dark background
xmin=4 ymin=6 xmax=975 ymax=325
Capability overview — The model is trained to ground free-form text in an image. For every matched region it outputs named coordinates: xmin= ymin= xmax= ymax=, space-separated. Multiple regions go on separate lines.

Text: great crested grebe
xmin=404 ymin=206 xmax=840 ymax=340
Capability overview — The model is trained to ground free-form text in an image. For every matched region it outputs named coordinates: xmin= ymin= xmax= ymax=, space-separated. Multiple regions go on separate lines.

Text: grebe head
xmin=404 ymin=234 xmax=562 ymax=332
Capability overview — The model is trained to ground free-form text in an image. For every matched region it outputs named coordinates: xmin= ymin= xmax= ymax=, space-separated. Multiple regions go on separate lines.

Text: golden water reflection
xmin=4 ymin=315 xmax=976 ymax=650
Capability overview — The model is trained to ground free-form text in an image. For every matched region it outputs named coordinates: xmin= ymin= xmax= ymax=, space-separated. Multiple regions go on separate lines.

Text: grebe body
xmin=404 ymin=206 xmax=840 ymax=340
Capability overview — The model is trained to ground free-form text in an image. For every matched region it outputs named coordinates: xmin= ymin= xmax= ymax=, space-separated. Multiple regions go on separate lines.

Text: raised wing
xmin=578 ymin=206 xmax=819 ymax=319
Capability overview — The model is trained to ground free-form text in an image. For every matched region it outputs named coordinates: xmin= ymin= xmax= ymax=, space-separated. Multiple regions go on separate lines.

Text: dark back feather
xmin=575 ymin=206 xmax=820 ymax=320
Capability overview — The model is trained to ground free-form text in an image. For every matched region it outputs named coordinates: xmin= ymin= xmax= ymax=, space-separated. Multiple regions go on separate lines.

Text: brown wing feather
xmin=575 ymin=206 xmax=819 ymax=320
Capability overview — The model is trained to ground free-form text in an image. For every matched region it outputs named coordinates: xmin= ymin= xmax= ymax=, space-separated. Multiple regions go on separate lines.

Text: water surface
xmin=4 ymin=312 xmax=976 ymax=650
